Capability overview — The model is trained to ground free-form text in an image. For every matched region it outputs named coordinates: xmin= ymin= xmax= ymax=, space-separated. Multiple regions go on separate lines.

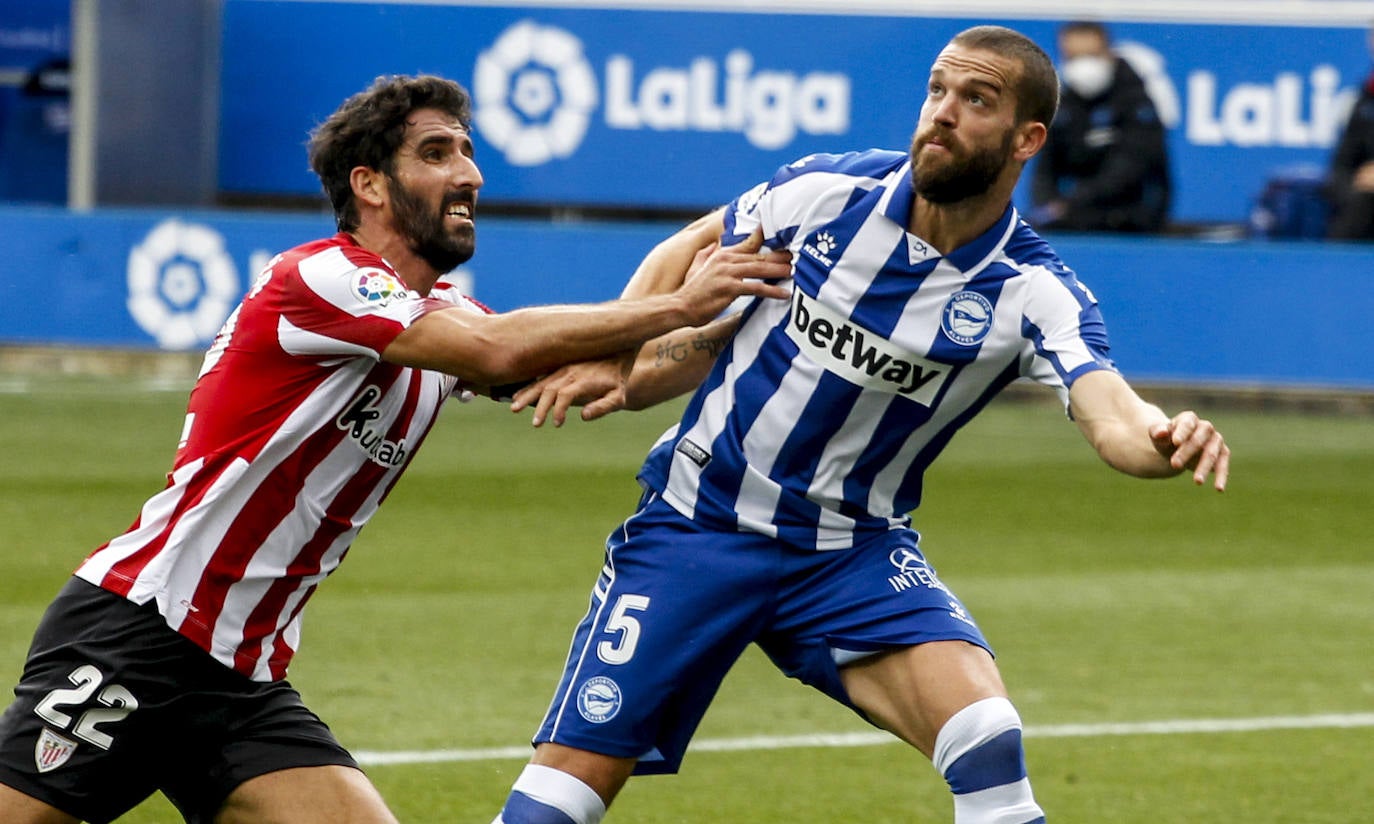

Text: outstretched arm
xmin=1068 ymin=369 xmax=1230 ymax=490
xmin=509 ymin=313 xmax=741 ymax=427
xmin=623 ymin=314 xmax=742 ymax=410
xmin=510 ymin=218 xmax=791 ymax=427
xmin=381 ymin=224 xmax=789 ymax=386
xmin=619 ymin=208 xmax=730 ymax=299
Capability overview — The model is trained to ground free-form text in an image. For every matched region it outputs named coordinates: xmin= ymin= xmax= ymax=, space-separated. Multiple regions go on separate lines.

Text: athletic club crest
xmin=35 ymin=727 xmax=77 ymax=773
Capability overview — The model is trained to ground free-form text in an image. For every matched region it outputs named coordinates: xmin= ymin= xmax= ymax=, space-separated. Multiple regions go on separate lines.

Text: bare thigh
xmin=839 ymin=640 xmax=1008 ymax=759
xmin=0 ymin=783 xmax=80 ymax=824
xmin=214 ymin=765 xmax=398 ymax=824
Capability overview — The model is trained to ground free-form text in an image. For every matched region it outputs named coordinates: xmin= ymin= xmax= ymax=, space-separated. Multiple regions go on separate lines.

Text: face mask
xmin=1062 ymin=55 xmax=1114 ymax=99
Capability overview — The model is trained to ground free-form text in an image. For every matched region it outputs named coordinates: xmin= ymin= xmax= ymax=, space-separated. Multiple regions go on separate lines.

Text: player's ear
xmin=350 ymin=166 xmax=387 ymax=209
xmin=1012 ymin=120 xmax=1047 ymax=162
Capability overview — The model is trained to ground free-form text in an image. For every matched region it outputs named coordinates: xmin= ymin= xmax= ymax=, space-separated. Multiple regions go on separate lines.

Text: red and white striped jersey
xmin=76 ymin=233 xmax=482 ymax=681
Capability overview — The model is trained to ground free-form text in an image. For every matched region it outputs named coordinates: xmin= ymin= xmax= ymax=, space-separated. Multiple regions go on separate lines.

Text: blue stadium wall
xmin=3 ymin=1 xmax=1373 ymax=391
xmin=218 ymin=1 xmax=1370 ymax=226
xmin=2 ymin=203 xmax=1371 ymax=391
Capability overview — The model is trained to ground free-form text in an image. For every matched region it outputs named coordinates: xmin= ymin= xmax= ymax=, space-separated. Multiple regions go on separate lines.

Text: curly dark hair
xmin=308 ymin=74 xmax=473 ymax=231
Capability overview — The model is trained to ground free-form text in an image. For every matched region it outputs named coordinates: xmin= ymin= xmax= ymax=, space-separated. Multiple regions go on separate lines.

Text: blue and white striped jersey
xmin=637 ymin=149 xmax=1117 ymax=550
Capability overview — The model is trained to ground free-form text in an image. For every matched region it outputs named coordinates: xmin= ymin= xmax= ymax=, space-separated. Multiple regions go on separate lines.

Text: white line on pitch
xmin=353 ymin=712 xmax=1374 ymax=766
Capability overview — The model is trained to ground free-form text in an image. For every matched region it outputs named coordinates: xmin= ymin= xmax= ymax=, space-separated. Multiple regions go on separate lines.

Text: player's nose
xmin=452 ymin=153 xmax=484 ymax=191
xmin=931 ymin=93 xmax=959 ymax=126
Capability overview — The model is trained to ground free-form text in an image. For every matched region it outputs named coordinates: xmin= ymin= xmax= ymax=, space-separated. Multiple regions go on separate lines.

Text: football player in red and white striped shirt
xmin=0 ymin=75 xmax=791 ymax=824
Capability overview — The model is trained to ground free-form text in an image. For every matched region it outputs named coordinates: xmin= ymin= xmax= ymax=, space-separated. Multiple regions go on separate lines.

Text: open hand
xmin=676 ymin=228 xmax=792 ymax=325
xmin=510 ymin=356 xmax=631 ymax=427
xmin=1148 ymin=411 xmax=1230 ymax=490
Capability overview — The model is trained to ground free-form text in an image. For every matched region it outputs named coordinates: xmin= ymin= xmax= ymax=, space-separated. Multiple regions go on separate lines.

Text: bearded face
xmin=910 ymin=125 xmax=1016 ymax=204
xmin=387 ymin=172 xmax=475 ymax=273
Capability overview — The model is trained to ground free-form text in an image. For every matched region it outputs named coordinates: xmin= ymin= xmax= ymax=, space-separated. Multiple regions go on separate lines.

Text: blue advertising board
xmin=2 ymin=204 xmax=1371 ymax=391
xmin=0 ymin=203 xmax=677 ymax=350
xmin=217 ymin=1 xmax=1369 ymax=225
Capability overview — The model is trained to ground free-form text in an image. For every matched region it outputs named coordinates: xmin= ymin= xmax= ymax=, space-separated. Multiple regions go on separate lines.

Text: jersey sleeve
xmin=275 ymin=246 xmax=452 ymax=360
xmin=721 ymin=150 xmax=904 ymax=253
xmin=720 ymin=178 xmax=776 ymax=247
xmin=1018 ymin=264 xmax=1118 ymax=409
xmin=429 ymin=277 xmax=494 ymax=315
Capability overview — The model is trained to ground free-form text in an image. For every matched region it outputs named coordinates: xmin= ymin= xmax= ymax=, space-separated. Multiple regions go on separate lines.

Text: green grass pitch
xmin=1 ymin=375 xmax=1371 ymax=822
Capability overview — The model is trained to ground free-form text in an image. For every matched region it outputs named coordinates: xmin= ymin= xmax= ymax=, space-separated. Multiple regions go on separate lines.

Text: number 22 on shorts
xmin=33 ymin=664 xmax=138 ymax=750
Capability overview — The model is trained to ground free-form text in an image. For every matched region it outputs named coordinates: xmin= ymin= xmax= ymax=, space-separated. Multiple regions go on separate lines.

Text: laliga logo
xmin=473 ymin=20 xmax=851 ymax=166
xmin=1116 ymin=41 xmax=1357 ymax=148
xmin=473 ymin=21 xmax=598 ymax=166
xmin=1185 ymin=63 xmax=1353 ymax=147
xmin=127 ymin=219 xmax=243 ymax=350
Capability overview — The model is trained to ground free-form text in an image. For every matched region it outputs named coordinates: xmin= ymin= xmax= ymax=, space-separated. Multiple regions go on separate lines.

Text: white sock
xmin=932 ymin=697 xmax=1045 ymax=824
xmin=492 ymin=764 xmax=607 ymax=824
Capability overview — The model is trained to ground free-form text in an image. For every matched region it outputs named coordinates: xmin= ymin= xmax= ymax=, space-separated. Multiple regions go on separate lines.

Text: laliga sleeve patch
xmin=352 ymin=268 xmax=411 ymax=307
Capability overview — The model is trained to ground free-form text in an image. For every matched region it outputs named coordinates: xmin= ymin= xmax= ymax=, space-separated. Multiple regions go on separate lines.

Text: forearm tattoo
xmin=655 ymin=332 xmax=729 ymax=367
xmin=691 ymin=333 xmax=728 ymax=358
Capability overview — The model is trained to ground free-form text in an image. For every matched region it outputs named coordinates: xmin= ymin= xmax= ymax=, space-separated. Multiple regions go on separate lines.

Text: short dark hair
xmin=950 ymin=25 xmax=1059 ymax=129
xmin=308 ymin=74 xmax=473 ymax=231
xmin=1059 ymin=20 xmax=1111 ymax=45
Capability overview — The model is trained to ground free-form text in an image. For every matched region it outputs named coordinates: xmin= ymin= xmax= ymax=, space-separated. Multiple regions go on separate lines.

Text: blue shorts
xmin=533 ymin=491 xmax=990 ymax=775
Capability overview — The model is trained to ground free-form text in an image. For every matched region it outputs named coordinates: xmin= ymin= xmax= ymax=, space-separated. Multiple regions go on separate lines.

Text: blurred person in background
xmin=0 ymin=74 xmax=788 ymax=824
xmin=1325 ymin=23 xmax=1374 ymax=240
xmin=1030 ymin=20 xmax=1171 ymax=233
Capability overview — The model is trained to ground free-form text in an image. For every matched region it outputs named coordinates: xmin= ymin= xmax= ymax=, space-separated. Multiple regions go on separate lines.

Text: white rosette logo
xmin=473 ymin=21 xmax=598 ymax=166
xmin=1116 ymin=41 xmax=1181 ymax=128
xmin=127 ymin=219 xmax=241 ymax=350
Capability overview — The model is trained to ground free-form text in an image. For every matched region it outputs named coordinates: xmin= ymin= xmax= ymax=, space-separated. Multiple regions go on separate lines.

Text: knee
xmin=933 ymin=696 xmax=1027 ymax=791
xmin=932 ymin=697 xmax=1044 ymax=823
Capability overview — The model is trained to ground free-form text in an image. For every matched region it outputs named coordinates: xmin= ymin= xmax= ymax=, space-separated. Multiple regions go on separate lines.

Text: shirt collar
xmin=879 ymin=158 xmax=1019 ymax=274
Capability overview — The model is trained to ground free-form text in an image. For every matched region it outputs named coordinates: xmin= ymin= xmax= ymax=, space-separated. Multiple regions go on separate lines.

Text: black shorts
xmin=0 ymin=578 xmax=358 ymax=824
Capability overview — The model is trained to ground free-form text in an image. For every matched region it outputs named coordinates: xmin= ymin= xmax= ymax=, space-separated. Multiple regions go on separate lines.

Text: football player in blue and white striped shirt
xmin=494 ymin=24 xmax=1229 ymax=824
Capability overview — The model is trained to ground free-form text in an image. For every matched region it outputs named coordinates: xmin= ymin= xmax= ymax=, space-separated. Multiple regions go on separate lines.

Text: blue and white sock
xmin=932 ymin=697 xmax=1046 ymax=824
xmin=492 ymin=764 xmax=607 ymax=824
